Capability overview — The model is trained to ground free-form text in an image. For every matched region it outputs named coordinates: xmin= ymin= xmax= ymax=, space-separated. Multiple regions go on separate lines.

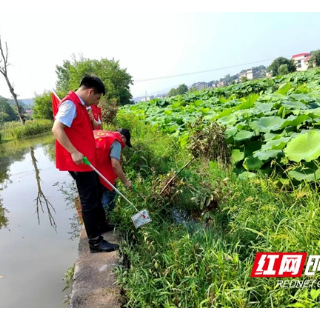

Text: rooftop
xmin=292 ymin=53 xmax=310 ymax=58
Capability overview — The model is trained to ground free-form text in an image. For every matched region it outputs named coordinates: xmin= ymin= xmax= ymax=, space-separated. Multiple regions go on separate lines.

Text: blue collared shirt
xmin=55 ymin=93 xmax=85 ymax=128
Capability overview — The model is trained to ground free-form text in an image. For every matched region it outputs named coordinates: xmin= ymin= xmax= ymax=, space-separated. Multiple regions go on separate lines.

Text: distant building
xmin=238 ymin=68 xmax=262 ymax=81
xmin=191 ymin=82 xmax=209 ymax=90
xmin=292 ymin=53 xmax=310 ymax=71
xmin=217 ymin=81 xmax=224 ymax=88
xmin=247 ymin=69 xmax=261 ymax=80
xmin=142 ymin=95 xmax=156 ymax=101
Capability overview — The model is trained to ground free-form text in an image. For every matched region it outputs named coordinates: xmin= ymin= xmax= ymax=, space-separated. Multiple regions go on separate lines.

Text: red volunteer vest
xmin=55 ymin=91 xmax=96 ymax=172
xmin=94 ymin=130 xmax=125 ymax=190
xmin=91 ymin=105 xmax=102 ymax=130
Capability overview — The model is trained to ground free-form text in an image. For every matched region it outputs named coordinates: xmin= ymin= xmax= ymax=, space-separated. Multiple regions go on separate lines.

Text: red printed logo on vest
xmin=94 ymin=130 xmax=109 ymax=139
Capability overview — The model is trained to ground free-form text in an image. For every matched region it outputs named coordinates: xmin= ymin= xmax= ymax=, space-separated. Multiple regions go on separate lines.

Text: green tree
xmin=278 ymin=64 xmax=289 ymax=75
xmin=55 ymin=55 xmax=133 ymax=105
xmin=224 ymin=74 xmax=231 ymax=85
xmin=267 ymin=57 xmax=296 ymax=76
xmin=168 ymin=84 xmax=188 ymax=97
xmin=188 ymin=86 xmax=198 ymax=93
xmin=0 ymin=96 xmax=17 ymax=122
xmin=240 ymin=76 xmax=248 ymax=83
xmin=55 ymin=60 xmax=72 ymax=94
xmin=33 ymin=91 xmax=55 ymax=120
xmin=176 ymin=84 xmax=188 ymax=95
xmin=168 ymin=88 xmax=177 ymax=97
xmin=309 ymin=50 xmax=320 ymax=67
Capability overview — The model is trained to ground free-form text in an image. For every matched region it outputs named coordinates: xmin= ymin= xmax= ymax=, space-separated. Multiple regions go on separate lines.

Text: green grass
xmin=0 ymin=119 xmax=53 ymax=141
xmin=111 ymin=114 xmax=320 ymax=308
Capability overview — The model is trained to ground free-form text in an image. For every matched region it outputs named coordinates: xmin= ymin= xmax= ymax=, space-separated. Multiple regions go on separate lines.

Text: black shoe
xmin=100 ymin=224 xmax=115 ymax=233
xmin=90 ymin=239 xmax=119 ymax=253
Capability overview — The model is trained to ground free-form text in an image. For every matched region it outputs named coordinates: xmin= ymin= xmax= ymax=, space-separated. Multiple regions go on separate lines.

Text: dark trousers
xmin=101 ymin=183 xmax=117 ymax=219
xmin=69 ymin=171 xmax=106 ymax=245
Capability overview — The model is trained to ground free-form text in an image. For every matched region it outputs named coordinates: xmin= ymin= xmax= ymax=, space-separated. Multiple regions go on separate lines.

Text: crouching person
xmin=94 ymin=129 xmax=132 ymax=225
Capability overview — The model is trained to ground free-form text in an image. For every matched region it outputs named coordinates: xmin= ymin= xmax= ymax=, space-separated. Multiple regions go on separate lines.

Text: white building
xmin=292 ymin=53 xmax=311 ymax=71
xmin=238 ymin=68 xmax=261 ymax=81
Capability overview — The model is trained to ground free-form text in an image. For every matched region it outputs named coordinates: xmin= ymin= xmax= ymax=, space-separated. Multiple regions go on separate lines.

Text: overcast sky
xmin=1 ymin=2 xmax=320 ymax=100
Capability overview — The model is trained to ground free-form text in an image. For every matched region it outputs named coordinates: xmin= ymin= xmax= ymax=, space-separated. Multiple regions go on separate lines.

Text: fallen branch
xmin=160 ymin=157 xmax=195 ymax=195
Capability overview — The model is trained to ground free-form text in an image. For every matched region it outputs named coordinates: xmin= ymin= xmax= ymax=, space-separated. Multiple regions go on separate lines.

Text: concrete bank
xmin=70 ymin=227 xmax=124 ymax=308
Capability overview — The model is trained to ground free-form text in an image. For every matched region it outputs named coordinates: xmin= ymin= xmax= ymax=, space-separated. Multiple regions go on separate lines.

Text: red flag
xmin=52 ymin=91 xmax=61 ymax=118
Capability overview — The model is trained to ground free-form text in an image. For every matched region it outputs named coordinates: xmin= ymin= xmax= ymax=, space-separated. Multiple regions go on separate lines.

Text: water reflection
xmin=0 ymin=157 xmax=10 ymax=230
xmin=0 ymin=196 xmax=9 ymax=229
xmin=30 ymin=146 xmax=57 ymax=229
xmin=0 ymin=134 xmax=81 ymax=307
xmin=0 ymin=134 xmax=57 ymax=229
xmin=56 ymin=181 xmax=82 ymax=241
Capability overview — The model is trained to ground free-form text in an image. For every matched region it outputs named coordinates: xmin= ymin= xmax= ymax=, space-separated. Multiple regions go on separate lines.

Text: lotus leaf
xmin=288 ymin=165 xmax=320 ymax=182
xmin=268 ymin=93 xmax=287 ymax=100
xmin=264 ymin=132 xmax=283 ymax=141
xmin=282 ymin=100 xmax=307 ymax=110
xmin=254 ymin=103 xmax=273 ymax=114
xmin=261 ymin=137 xmax=291 ymax=150
xmin=194 ymin=100 xmax=203 ymax=107
xmin=217 ymin=114 xmax=238 ymax=126
xmin=303 ymin=108 xmax=320 ymax=118
xmin=251 ymin=117 xmax=285 ymax=133
xmin=281 ymin=115 xmax=309 ymax=128
xmin=243 ymin=156 xmax=264 ymax=170
xmin=216 ymin=108 xmax=234 ymax=119
xmin=236 ymin=122 xmax=248 ymax=130
xmin=276 ymin=82 xmax=291 ymax=95
xmin=234 ymin=130 xmax=254 ymax=142
xmin=253 ymin=149 xmax=282 ymax=161
xmin=277 ymin=106 xmax=292 ymax=118
xmin=235 ymin=94 xmax=259 ymax=111
xmin=289 ymin=93 xmax=312 ymax=102
xmin=238 ymin=172 xmax=257 ymax=180
xmin=284 ymin=131 xmax=320 ymax=162
xmin=232 ymin=149 xmax=244 ymax=164
xmin=225 ymin=127 xmax=237 ymax=138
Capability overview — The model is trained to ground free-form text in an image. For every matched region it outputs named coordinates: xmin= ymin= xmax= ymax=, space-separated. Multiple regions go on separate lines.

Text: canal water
xmin=0 ymin=134 xmax=81 ymax=307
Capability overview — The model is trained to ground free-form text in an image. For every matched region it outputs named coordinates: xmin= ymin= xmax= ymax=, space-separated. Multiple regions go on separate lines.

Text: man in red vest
xmin=52 ymin=75 xmax=118 ymax=253
xmin=94 ymin=129 xmax=132 ymax=222
xmin=87 ymin=104 xmax=102 ymax=129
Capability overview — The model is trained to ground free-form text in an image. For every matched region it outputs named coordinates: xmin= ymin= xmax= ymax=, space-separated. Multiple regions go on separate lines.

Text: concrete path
xmin=70 ymin=227 xmax=123 ymax=308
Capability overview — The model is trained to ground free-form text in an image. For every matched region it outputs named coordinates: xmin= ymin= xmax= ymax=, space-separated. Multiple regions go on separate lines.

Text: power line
xmin=134 ymin=55 xmax=292 ymax=82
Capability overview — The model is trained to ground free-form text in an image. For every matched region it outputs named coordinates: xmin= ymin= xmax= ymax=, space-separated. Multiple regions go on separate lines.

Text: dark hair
xmin=80 ymin=75 xmax=106 ymax=95
xmin=117 ymin=128 xmax=132 ymax=148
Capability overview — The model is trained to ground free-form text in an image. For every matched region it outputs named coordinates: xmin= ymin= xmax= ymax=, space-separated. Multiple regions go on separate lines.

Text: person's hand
xmin=88 ymin=113 xmax=94 ymax=122
xmin=71 ymin=150 xmax=84 ymax=165
xmin=124 ymin=180 xmax=132 ymax=189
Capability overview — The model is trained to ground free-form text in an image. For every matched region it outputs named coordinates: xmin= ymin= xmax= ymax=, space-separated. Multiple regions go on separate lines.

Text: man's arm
xmin=87 ymin=112 xmax=100 ymax=129
xmin=52 ymin=120 xmax=84 ymax=165
xmin=52 ymin=100 xmax=84 ymax=165
xmin=92 ymin=118 xmax=101 ymax=129
xmin=111 ymin=158 xmax=131 ymax=188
